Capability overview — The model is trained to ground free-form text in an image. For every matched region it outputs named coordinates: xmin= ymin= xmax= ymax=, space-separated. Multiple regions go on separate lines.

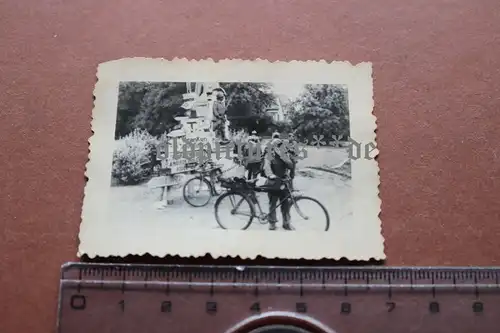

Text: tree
xmin=114 ymin=81 xmax=278 ymax=139
xmin=114 ymin=82 xmax=186 ymax=139
xmin=115 ymin=82 xmax=151 ymax=139
xmin=289 ymin=84 xmax=350 ymax=143
xmin=131 ymin=82 xmax=186 ymax=137
xmin=220 ymin=82 xmax=276 ymax=132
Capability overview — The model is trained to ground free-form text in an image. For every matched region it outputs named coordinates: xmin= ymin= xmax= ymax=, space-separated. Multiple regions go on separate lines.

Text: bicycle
xmin=214 ymin=176 xmax=330 ymax=231
xmin=182 ymin=160 xmax=224 ymax=207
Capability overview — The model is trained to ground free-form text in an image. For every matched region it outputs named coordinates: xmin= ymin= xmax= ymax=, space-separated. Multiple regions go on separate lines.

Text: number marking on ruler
xmin=57 ymin=263 xmax=500 ymax=333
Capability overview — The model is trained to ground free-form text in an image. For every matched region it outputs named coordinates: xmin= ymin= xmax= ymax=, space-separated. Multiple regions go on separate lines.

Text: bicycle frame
xmin=229 ymin=180 xmax=297 ymax=222
xmin=198 ymin=172 xmax=220 ymax=196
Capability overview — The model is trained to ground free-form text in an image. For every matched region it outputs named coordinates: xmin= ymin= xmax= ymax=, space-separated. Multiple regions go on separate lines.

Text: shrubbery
xmin=111 ymin=83 xmax=351 ymax=185
xmin=288 ymin=84 xmax=350 ymax=143
xmin=228 ymin=129 xmax=249 ymax=156
xmin=111 ymin=129 xmax=158 ymax=185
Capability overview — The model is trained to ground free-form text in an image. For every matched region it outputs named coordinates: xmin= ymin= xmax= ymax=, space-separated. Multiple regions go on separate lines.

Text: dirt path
xmin=107 ymin=146 xmax=352 ymax=232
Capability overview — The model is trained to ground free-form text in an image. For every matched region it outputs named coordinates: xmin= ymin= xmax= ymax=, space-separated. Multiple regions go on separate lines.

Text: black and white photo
xmin=79 ymin=58 xmax=382 ymax=260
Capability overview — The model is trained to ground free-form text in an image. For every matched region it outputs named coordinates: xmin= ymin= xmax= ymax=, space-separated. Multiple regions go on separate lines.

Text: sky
xmin=271 ymin=82 xmax=306 ymax=101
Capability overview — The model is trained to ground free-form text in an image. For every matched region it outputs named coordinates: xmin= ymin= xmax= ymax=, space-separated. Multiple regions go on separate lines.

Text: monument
xmin=150 ymin=83 xmax=231 ymax=207
xmin=176 ymin=82 xmax=227 ymax=140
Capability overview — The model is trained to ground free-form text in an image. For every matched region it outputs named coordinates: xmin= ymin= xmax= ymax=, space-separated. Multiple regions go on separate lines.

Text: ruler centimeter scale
xmin=57 ymin=263 xmax=500 ymax=333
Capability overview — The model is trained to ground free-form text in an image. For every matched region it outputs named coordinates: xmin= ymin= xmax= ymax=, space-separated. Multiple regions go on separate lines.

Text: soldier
xmin=248 ymin=130 xmax=260 ymax=143
xmin=243 ymin=133 xmax=262 ymax=180
xmin=285 ymin=132 xmax=299 ymax=182
xmin=262 ymin=136 xmax=295 ymax=231
xmin=212 ymin=92 xmax=227 ymax=141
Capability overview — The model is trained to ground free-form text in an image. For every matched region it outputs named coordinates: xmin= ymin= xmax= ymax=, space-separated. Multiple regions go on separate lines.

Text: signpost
xmin=148 ymin=82 xmax=229 ymax=207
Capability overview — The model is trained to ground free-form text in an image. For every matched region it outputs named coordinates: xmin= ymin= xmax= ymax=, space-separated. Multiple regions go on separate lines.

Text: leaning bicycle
xmin=182 ymin=160 xmax=224 ymax=207
xmin=214 ymin=176 xmax=330 ymax=231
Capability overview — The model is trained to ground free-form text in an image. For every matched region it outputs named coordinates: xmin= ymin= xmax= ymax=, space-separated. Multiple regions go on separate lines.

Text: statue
xmin=179 ymin=83 xmax=229 ymax=143
xmin=212 ymin=91 xmax=228 ymax=142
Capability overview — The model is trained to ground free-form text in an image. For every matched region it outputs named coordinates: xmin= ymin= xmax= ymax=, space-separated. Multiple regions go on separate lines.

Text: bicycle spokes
xmin=229 ymin=195 xmax=245 ymax=214
xmin=215 ymin=193 xmax=254 ymax=230
xmin=183 ymin=178 xmax=212 ymax=207
xmin=289 ymin=196 xmax=330 ymax=231
xmin=230 ymin=196 xmax=252 ymax=217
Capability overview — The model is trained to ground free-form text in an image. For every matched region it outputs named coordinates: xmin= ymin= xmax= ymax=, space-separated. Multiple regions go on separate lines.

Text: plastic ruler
xmin=56 ymin=263 xmax=500 ymax=333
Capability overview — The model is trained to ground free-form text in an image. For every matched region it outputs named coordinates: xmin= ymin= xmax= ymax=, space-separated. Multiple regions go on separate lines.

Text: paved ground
xmin=108 ymin=146 xmax=352 ymax=232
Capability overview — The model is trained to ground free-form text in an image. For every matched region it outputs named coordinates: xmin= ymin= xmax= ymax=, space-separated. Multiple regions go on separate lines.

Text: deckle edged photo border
xmin=78 ymin=57 xmax=383 ymax=260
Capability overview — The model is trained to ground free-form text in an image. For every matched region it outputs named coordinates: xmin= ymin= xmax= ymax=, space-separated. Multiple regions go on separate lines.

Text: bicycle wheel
xmin=214 ymin=191 xmax=255 ymax=230
xmin=183 ymin=177 xmax=213 ymax=207
xmin=289 ymin=196 xmax=330 ymax=231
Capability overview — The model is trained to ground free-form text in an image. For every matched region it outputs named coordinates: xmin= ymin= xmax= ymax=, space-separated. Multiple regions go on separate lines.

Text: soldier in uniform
xmin=285 ymin=132 xmax=299 ymax=182
xmin=212 ymin=91 xmax=227 ymax=141
xmin=243 ymin=133 xmax=262 ymax=180
xmin=248 ymin=130 xmax=260 ymax=143
xmin=262 ymin=135 xmax=295 ymax=231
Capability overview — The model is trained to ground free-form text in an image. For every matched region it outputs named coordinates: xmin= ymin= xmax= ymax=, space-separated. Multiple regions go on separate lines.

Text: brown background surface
xmin=1 ymin=0 xmax=500 ymax=332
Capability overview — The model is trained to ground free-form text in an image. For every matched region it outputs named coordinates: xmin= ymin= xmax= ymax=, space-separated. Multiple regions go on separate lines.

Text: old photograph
xmin=79 ymin=58 xmax=382 ymax=259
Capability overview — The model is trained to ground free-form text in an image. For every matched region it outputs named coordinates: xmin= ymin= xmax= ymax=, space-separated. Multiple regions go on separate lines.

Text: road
xmin=107 ymin=146 xmax=352 ymax=232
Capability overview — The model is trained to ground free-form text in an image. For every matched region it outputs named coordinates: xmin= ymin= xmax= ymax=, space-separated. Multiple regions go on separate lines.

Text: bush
xmin=229 ymin=129 xmax=249 ymax=154
xmin=289 ymin=84 xmax=350 ymax=143
xmin=230 ymin=128 xmax=248 ymax=143
xmin=112 ymin=129 xmax=158 ymax=185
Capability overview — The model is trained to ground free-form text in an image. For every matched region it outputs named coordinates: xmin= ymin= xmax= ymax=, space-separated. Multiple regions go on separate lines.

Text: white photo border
xmin=78 ymin=58 xmax=383 ymax=260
